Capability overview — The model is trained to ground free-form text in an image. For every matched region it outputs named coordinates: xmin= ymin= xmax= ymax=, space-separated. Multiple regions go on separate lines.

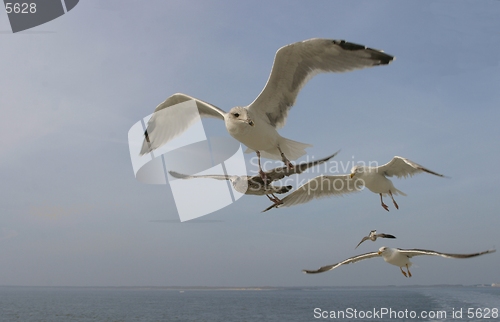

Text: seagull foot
xmin=271 ymin=193 xmax=283 ymax=205
xmin=266 ymin=194 xmax=283 ymax=205
xmin=382 ymin=203 xmax=390 ymax=212
xmin=400 ymin=268 xmax=408 ymax=277
xmin=406 ymin=265 xmax=412 ymax=277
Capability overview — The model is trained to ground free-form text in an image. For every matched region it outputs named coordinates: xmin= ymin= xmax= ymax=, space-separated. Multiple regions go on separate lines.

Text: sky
xmin=1 ymin=0 xmax=499 ymax=290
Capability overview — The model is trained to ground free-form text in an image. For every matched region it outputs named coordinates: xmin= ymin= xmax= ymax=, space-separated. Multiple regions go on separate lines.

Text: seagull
xmin=169 ymin=151 xmax=339 ymax=205
xmin=262 ymin=156 xmax=444 ymax=212
xmin=349 ymin=156 xmax=445 ymax=211
xmin=140 ymin=38 xmax=394 ymax=180
xmin=355 ymin=230 xmax=396 ymax=249
xmin=303 ymin=247 xmax=495 ymax=278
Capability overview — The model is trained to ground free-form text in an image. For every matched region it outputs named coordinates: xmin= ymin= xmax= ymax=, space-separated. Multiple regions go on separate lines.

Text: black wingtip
xmin=332 ymin=39 xmax=366 ymax=51
xmin=138 ymin=130 xmax=152 ymax=156
xmin=333 ymin=39 xmax=394 ymax=65
xmin=325 ymin=149 xmax=341 ymax=161
xmin=374 ymin=52 xmax=395 ymax=65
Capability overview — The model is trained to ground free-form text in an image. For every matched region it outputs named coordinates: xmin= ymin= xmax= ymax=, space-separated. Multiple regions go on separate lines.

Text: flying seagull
xmin=303 ymin=247 xmax=495 ymax=277
xmin=169 ymin=151 xmax=339 ymax=205
xmin=262 ymin=156 xmax=444 ymax=212
xmin=349 ymin=156 xmax=445 ymax=211
xmin=140 ymin=38 xmax=394 ymax=180
xmin=355 ymin=230 xmax=396 ymax=249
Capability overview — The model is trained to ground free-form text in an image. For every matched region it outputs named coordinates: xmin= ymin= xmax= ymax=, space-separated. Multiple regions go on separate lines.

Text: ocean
xmin=1 ymin=286 xmax=499 ymax=321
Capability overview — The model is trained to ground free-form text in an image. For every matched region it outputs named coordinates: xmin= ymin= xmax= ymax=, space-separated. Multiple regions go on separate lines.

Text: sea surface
xmin=1 ymin=286 xmax=499 ymax=321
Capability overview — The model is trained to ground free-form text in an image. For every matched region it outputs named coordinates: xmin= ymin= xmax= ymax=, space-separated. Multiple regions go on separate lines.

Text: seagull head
xmin=228 ymin=107 xmax=254 ymax=127
xmin=377 ymin=246 xmax=389 ymax=255
xmin=350 ymin=165 xmax=364 ymax=178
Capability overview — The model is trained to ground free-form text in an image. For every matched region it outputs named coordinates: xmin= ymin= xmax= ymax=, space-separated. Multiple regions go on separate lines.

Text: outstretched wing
xmin=303 ymin=251 xmax=380 ymax=274
xmin=376 ymin=156 xmax=445 ymax=179
xmin=377 ymin=233 xmax=396 ymax=239
xmin=265 ymin=150 xmax=340 ymax=182
xmin=140 ymin=93 xmax=226 ymax=155
xmin=168 ymin=171 xmax=233 ymax=181
xmin=262 ymin=175 xmax=363 ymax=212
xmin=397 ymin=248 xmax=495 ymax=259
xmin=355 ymin=236 xmax=370 ymax=249
xmin=247 ymin=38 xmax=394 ymax=128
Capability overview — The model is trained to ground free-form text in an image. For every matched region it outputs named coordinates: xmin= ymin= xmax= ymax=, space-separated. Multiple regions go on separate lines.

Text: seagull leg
xmin=266 ymin=194 xmax=283 ymax=205
xmin=256 ymin=151 xmax=268 ymax=184
xmin=380 ymin=194 xmax=389 ymax=211
xmin=389 ymin=190 xmax=399 ymax=209
xmin=271 ymin=193 xmax=283 ymax=204
xmin=277 ymin=145 xmax=294 ymax=168
xmin=400 ymin=267 xmax=408 ymax=277
xmin=406 ymin=264 xmax=412 ymax=277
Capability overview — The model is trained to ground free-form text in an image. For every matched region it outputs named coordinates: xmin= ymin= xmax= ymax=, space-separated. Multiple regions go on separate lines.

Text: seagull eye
xmin=233 ymin=113 xmax=240 ymax=118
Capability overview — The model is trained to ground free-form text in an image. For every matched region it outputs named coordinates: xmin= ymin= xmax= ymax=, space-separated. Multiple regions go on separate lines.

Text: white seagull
xmin=303 ymin=247 xmax=495 ymax=277
xmin=169 ymin=151 xmax=339 ymax=205
xmin=140 ymin=38 xmax=394 ymax=179
xmin=349 ymin=156 xmax=445 ymax=211
xmin=355 ymin=230 xmax=396 ymax=249
xmin=262 ymin=156 xmax=445 ymax=212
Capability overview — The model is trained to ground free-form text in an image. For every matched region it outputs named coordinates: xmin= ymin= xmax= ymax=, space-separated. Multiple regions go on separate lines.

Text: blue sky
xmin=0 ymin=0 xmax=499 ymax=289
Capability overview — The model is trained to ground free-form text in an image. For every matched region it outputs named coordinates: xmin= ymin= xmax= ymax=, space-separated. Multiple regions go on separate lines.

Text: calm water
xmin=1 ymin=286 xmax=499 ymax=321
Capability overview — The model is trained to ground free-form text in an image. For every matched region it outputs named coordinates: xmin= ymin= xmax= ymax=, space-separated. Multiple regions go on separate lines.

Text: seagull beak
xmin=377 ymin=251 xmax=382 ymax=255
xmin=350 ymin=173 xmax=355 ymax=179
xmin=247 ymin=119 xmax=255 ymax=127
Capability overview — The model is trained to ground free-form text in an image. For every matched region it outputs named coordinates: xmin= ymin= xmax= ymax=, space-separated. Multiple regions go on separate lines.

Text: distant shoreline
xmin=0 ymin=284 xmax=497 ymax=291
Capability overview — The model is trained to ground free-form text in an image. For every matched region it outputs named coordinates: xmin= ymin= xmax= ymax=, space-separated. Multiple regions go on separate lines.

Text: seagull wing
xmin=265 ymin=150 xmax=339 ymax=182
xmin=262 ymin=175 xmax=362 ymax=212
xmin=396 ymin=248 xmax=496 ymax=259
xmin=303 ymin=251 xmax=380 ymax=274
xmin=168 ymin=171 xmax=233 ymax=181
xmin=376 ymin=156 xmax=445 ymax=179
xmin=377 ymin=233 xmax=396 ymax=239
xmin=247 ymin=38 xmax=394 ymax=129
xmin=355 ymin=236 xmax=370 ymax=249
xmin=140 ymin=93 xmax=226 ymax=155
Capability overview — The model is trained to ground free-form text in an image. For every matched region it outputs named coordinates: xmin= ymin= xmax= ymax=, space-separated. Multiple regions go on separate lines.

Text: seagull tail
xmin=268 ymin=137 xmax=312 ymax=161
xmin=394 ymin=188 xmax=407 ymax=196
